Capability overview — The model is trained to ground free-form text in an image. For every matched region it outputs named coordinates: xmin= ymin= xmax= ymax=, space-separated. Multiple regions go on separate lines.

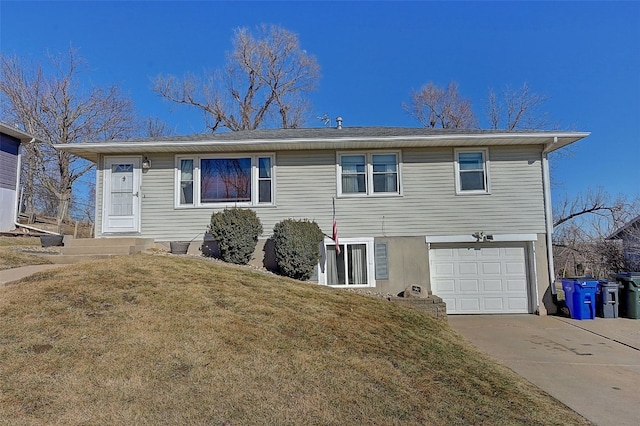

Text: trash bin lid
xmin=563 ymin=277 xmax=598 ymax=287
xmin=615 ymin=273 xmax=640 ymax=286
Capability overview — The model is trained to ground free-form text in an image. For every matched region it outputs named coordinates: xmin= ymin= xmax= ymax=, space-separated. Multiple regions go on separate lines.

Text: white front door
xmin=102 ymin=156 xmax=141 ymax=234
xmin=430 ymin=243 xmax=530 ymax=314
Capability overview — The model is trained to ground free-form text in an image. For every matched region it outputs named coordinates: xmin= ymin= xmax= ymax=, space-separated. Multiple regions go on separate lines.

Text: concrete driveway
xmin=448 ymin=315 xmax=640 ymax=426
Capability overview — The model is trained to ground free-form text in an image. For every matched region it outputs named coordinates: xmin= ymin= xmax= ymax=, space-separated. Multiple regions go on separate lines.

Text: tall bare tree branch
xmin=486 ymin=83 xmax=552 ymax=130
xmin=403 ymin=81 xmax=478 ymax=129
xmin=153 ymin=24 xmax=320 ymax=132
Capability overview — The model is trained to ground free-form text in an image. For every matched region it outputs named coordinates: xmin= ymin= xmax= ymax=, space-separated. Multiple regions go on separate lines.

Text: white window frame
xmin=454 ymin=148 xmax=490 ymax=195
xmin=318 ymin=237 xmax=376 ymax=288
xmin=174 ymin=153 xmax=276 ymax=208
xmin=336 ymin=151 xmax=402 ymax=197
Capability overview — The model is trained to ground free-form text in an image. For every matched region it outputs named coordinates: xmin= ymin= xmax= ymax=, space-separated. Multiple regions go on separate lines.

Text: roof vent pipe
xmin=336 ymin=117 xmax=343 ymax=129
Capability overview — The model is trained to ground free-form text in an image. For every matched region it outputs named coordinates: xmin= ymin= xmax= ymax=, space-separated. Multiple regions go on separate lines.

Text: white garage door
xmin=430 ymin=243 xmax=530 ymax=314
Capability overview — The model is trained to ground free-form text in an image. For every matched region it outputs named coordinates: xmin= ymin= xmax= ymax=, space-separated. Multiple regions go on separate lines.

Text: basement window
xmin=319 ymin=237 xmax=375 ymax=287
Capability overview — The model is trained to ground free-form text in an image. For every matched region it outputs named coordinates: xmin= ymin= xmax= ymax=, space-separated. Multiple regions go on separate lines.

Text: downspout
xmin=12 ymin=142 xmax=22 ymax=227
xmin=542 ymin=137 xmax=557 ymax=296
xmin=13 ymin=138 xmax=60 ymax=236
xmin=94 ymin=154 xmax=101 ymax=238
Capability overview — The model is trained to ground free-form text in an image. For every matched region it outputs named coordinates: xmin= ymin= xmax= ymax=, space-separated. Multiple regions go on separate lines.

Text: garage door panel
xmin=433 ymin=248 xmax=454 ymax=259
xmin=506 ymin=262 xmax=525 ymax=275
xmin=433 ymin=262 xmax=455 ymax=275
xmin=482 ymin=262 xmax=502 ymax=275
xmin=459 ymin=262 xmax=478 ymax=275
xmin=506 ymin=279 xmax=527 ymax=292
xmin=483 ymin=298 xmax=505 ymax=311
xmin=504 ymin=247 xmax=525 ymax=257
xmin=434 ymin=278 xmax=455 ymax=292
xmin=508 ymin=297 xmax=528 ymax=311
xmin=460 ymin=279 xmax=479 ymax=292
xmin=480 ymin=247 xmax=501 ymax=257
xmin=457 ymin=248 xmax=478 ymax=258
xmin=459 ymin=298 xmax=481 ymax=312
xmin=483 ymin=279 xmax=502 ymax=292
xmin=430 ymin=243 xmax=530 ymax=314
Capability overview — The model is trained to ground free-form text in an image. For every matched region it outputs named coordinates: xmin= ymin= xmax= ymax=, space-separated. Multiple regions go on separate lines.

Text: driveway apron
xmin=448 ymin=315 xmax=640 ymax=426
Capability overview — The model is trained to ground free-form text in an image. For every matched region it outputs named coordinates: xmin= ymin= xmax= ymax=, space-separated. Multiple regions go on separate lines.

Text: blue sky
xmin=2 ymin=1 xmax=639 ymax=203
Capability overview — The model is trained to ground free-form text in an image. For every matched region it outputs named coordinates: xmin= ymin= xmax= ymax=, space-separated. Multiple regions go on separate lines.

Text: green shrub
xmin=273 ymin=219 xmax=325 ymax=280
xmin=209 ymin=208 xmax=263 ymax=265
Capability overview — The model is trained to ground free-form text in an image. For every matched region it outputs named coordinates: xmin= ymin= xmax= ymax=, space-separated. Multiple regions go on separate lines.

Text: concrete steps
xmin=38 ymin=237 xmax=155 ymax=264
xmin=44 ymin=254 xmax=118 ymax=264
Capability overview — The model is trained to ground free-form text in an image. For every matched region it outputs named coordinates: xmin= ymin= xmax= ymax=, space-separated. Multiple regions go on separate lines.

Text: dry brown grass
xmin=0 ymin=237 xmax=52 ymax=270
xmin=0 ymin=254 xmax=590 ymax=425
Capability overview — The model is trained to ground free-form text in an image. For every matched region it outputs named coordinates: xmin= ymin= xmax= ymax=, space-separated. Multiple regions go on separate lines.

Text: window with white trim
xmin=319 ymin=238 xmax=375 ymax=287
xmin=454 ymin=148 xmax=490 ymax=194
xmin=179 ymin=159 xmax=194 ymax=205
xmin=175 ymin=154 xmax=274 ymax=207
xmin=338 ymin=152 xmax=400 ymax=196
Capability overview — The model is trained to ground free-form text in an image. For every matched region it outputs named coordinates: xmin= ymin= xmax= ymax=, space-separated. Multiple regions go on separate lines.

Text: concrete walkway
xmin=0 ymin=264 xmax=67 ymax=286
xmin=449 ymin=315 xmax=640 ymax=426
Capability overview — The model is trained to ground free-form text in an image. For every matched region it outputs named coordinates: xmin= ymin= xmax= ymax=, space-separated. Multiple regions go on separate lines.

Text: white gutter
xmin=13 ymin=138 xmax=60 ymax=236
xmin=542 ymin=137 xmax=557 ymax=295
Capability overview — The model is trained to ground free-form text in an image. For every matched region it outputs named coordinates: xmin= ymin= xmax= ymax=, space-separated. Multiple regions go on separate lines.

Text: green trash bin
xmin=616 ymin=273 xmax=640 ymax=319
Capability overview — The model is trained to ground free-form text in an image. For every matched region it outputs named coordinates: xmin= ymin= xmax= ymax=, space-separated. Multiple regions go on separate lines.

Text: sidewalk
xmin=0 ymin=264 xmax=67 ymax=286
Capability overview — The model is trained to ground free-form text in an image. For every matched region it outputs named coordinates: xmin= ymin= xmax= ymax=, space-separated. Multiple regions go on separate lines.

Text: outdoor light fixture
xmin=472 ymin=231 xmax=494 ymax=242
xmin=142 ymin=156 xmax=151 ymax=169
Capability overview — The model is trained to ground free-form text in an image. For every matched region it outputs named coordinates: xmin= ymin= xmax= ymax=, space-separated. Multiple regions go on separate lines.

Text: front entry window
xmin=110 ymin=164 xmax=134 ymax=216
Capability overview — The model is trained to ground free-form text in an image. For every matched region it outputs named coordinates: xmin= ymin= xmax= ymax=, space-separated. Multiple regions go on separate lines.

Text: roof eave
xmin=54 ymin=131 xmax=591 ymax=163
xmin=0 ymin=123 xmax=39 ymax=143
xmin=607 ymin=215 xmax=640 ymax=240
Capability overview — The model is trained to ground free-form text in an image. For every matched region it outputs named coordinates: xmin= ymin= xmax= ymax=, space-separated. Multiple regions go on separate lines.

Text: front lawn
xmin=0 ymin=254 xmax=590 ymax=425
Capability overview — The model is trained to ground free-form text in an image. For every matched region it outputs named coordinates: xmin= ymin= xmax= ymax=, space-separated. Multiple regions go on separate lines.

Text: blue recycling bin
xmin=561 ymin=277 xmax=598 ymax=320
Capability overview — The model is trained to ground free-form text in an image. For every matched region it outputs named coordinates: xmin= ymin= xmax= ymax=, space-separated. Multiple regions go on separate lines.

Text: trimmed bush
xmin=209 ymin=208 xmax=263 ymax=265
xmin=273 ymin=219 xmax=325 ymax=280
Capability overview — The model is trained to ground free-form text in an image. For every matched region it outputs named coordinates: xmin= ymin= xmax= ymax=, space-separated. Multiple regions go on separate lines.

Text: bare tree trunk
xmin=22 ymin=142 xmax=37 ymax=214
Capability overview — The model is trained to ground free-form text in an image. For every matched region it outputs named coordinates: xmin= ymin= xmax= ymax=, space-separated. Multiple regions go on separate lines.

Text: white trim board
xmin=425 ymin=234 xmax=538 ymax=244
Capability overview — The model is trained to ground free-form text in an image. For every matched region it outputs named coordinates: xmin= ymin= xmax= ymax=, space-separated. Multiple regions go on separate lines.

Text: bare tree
xmin=486 ymin=83 xmax=552 ymax=130
xmin=140 ymin=116 xmax=174 ymax=138
xmin=0 ymin=49 xmax=137 ymax=231
xmin=553 ymin=189 xmax=639 ymax=278
xmin=403 ymin=81 xmax=478 ymax=129
xmin=153 ymin=24 xmax=320 ymax=132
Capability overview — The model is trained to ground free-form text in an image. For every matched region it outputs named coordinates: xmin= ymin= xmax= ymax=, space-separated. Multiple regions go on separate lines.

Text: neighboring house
xmin=608 ymin=215 xmax=640 ymax=270
xmin=57 ymin=126 xmax=589 ymax=315
xmin=0 ymin=123 xmax=35 ymax=233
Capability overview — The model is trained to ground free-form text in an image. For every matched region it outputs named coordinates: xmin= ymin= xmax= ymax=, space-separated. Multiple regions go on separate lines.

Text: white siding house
xmin=57 ymin=127 xmax=589 ymax=315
